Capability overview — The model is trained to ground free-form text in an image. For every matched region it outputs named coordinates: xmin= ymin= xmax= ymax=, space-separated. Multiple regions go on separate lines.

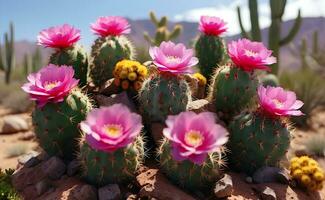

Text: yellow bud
xmin=193 ymin=73 xmax=207 ymax=86
xmin=302 ymin=166 xmax=312 ymax=174
xmin=309 ymin=181 xmax=318 ymax=191
xmin=290 ymin=157 xmax=300 ymax=164
xmin=301 ymin=174 xmax=311 ymax=185
xmin=128 ymin=72 xmax=137 ymax=81
xmin=121 ymin=80 xmax=130 ymax=90
xmin=114 ymin=78 xmax=120 ymax=86
xmin=133 ymin=81 xmax=142 ymax=91
xmin=137 ymin=66 xmax=148 ymax=77
xmin=299 ymin=156 xmax=310 ymax=166
xmin=290 ymin=162 xmax=300 ymax=171
xmin=292 ymin=169 xmax=303 ymax=178
xmin=313 ymin=171 xmax=324 ymax=181
xmin=119 ymin=70 xmax=128 ymax=79
xmin=316 ymin=183 xmax=323 ymax=190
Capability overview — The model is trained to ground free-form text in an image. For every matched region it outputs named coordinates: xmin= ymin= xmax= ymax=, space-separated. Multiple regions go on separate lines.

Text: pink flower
xmin=228 ymin=39 xmax=276 ymax=72
xmin=21 ymin=64 xmax=79 ymax=107
xmin=149 ymin=41 xmax=198 ymax=75
xmin=90 ymin=16 xmax=131 ymax=37
xmin=80 ymin=104 xmax=142 ymax=152
xmin=258 ymin=85 xmax=304 ymax=117
xmin=163 ymin=111 xmax=228 ymax=165
xmin=198 ymin=16 xmax=227 ymax=36
xmin=37 ymin=24 xmax=80 ymax=49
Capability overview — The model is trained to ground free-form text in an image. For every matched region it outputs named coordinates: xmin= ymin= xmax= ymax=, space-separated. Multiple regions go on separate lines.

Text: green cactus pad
xmin=79 ymin=136 xmax=144 ymax=186
xmin=32 ymin=89 xmax=92 ymax=160
xmin=139 ymin=73 xmax=191 ymax=123
xmin=228 ymin=112 xmax=291 ymax=175
xmin=158 ymin=138 xmax=223 ymax=191
xmin=89 ymin=36 xmax=135 ymax=86
xmin=210 ymin=65 xmax=258 ymax=119
xmin=49 ymin=45 xmax=88 ymax=86
xmin=195 ymin=35 xmax=226 ymax=79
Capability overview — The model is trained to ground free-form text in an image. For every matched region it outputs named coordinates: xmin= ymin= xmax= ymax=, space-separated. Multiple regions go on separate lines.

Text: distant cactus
xmin=0 ymin=22 xmax=15 ymax=84
xmin=23 ymin=54 xmax=29 ymax=77
xmin=144 ymin=11 xmax=182 ymax=45
xmin=237 ymin=0 xmax=302 ymax=74
xmin=31 ymin=47 xmax=42 ymax=72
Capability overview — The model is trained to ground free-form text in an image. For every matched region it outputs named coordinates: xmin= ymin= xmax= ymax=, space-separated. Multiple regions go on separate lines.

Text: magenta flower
xmin=80 ymin=104 xmax=142 ymax=152
xmin=228 ymin=39 xmax=276 ymax=72
xmin=37 ymin=24 xmax=80 ymax=49
xmin=198 ymin=16 xmax=227 ymax=36
xmin=149 ymin=41 xmax=198 ymax=75
xmin=163 ymin=111 xmax=228 ymax=165
xmin=258 ymin=85 xmax=304 ymax=117
xmin=21 ymin=64 xmax=79 ymax=107
xmin=90 ymin=16 xmax=131 ymax=37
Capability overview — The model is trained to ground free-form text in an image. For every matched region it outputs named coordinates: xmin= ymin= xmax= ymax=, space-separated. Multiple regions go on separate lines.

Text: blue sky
xmin=1 ymin=0 xmax=325 ymax=46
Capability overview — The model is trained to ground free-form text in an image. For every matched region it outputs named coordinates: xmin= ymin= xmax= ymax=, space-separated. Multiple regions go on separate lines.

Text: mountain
xmin=9 ymin=17 xmax=325 ymax=71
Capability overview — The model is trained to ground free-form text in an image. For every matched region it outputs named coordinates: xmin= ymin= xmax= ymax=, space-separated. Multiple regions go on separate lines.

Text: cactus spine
xmin=158 ymin=138 xmax=224 ymax=190
xmin=0 ymin=22 xmax=14 ymax=84
xmin=89 ymin=36 xmax=135 ymax=87
xmin=144 ymin=11 xmax=182 ymax=45
xmin=79 ymin=135 xmax=144 ymax=186
xmin=139 ymin=73 xmax=191 ymax=123
xmin=32 ymin=89 xmax=92 ymax=160
xmin=237 ymin=0 xmax=302 ymax=74
xmin=228 ymin=111 xmax=291 ymax=175
xmin=50 ymin=45 xmax=88 ymax=86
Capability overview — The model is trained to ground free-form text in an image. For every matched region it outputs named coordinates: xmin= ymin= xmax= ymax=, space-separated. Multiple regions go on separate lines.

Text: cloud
xmin=173 ymin=0 xmax=325 ymax=36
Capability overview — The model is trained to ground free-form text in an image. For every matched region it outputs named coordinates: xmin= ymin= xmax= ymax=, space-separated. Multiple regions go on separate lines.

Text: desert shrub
xmin=280 ymin=68 xmax=325 ymax=127
xmin=305 ymin=135 xmax=325 ymax=157
xmin=0 ymin=169 xmax=20 ymax=200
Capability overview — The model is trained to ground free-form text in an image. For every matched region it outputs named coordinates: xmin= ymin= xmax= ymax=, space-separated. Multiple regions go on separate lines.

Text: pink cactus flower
xmin=80 ymin=104 xmax=142 ymax=152
xmin=228 ymin=39 xmax=276 ymax=72
xmin=21 ymin=64 xmax=79 ymax=107
xmin=37 ymin=24 xmax=80 ymax=49
xmin=198 ymin=16 xmax=227 ymax=36
xmin=163 ymin=111 xmax=228 ymax=165
xmin=149 ymin=41 xmax=198 ymax=75
xmin=258 ymin=85 xmax=304 ymax=117
xmin=90 ymin=16 xmax=131 ymax=37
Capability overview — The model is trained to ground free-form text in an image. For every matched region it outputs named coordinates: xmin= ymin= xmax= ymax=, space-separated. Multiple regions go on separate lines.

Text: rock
xmin=41 ymin=156 xmax=66 ymax=180
xmin=18 ymin=131 xmax=35 ymax=141
xmin=245 ymin=176 xmax=253 ymax=183
xmin=25 ymin=156 xmax=41 ymax=168
xmin=214 ymin=174 xmax=233 ymax=198
xmin=0 ymin=115 xmax=29 ymax=134
xmin=150 ymin=123 xmax=165 ymax=144
xmin=136 ymin=168 xmax=196 ymax=200
xmin=252 ymin=166 xmax=282 ymax=183
xmin=257 ymin=186 xmax=277 ymax=200
xmin=18 ymin=150 xmax=40 ymax=165
xmin=67 ymin=159 xmax=80 ymax=176
xmin=126 ymin=194 xmax=137 ymax=200
xmin=276 ymin=169 xmax=290 ymax=184
xmin=187 ymin=99 xmax=210 ymax=113
xmin=68 ymin=185 xmax=98 ymax=200
xmin=35 ymin=179 xmax=52 ymax=196
xmin=95 ymin=92 xmax=136 ymax=112
xmin=98 ymin=184 xmax=121 ymax=200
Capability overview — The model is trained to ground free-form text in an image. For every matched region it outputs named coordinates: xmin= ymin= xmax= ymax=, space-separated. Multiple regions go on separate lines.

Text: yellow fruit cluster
xmin=290 ymin=156 xmax=324 ymax=191
xmin=113 ymin=60 xmax=148 ymax=91
xmin=193 ymin=73 xmax=207 ymax=86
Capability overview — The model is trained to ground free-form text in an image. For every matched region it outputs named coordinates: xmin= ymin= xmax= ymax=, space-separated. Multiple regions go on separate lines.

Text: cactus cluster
xmin=290 ymin=156 xmax=324 ymax=191
xmin=0 ymin=22 xmax=14 ymax=84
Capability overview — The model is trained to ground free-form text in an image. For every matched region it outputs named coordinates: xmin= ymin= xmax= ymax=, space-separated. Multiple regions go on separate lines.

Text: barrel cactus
xmin=78 ymin=104 xmax=145 ymax=186
xmin=89 ymin=16 xmax=135 ymax=86
xmin=38 ymin=24 xmax=88 ymax=86
xmin=195 ymin=16 xmax=227 ymax=79
xmin=158 ymin=111 xmax=228 ymax=190
xmin=228 ymin=85 xmax=304 ymax=174
xmin=22 ymin=64 xmax=92 ymax=160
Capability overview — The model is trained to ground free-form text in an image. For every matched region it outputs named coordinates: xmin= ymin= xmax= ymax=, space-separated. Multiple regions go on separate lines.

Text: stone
xmin=41 ymin=156 xmax=66 ymax=180
xmin=259 ymin=186 xmax=277 ymax=200
xmin=136 ymin=168 xmax=196 ymax=200
xmin=67 ymin=159 xmax=80 ymax=176
xmin=25 ymin=156 xmax=41 ymax=168
xmin=276 ymin=169 xmax=290 ymax=184
xmin=252 ymin=166 xmax=282 ymax=183
xmin=187 ymin=99 xmax=210 ymax=113
xmin=245 ymin=176 xmax=253 ymax=183
xmin=35 ymin=179 xmax=52 ymax=196
xmin=18 ymin=131 xmax=35 ymax=141
xmin=95 ymin=92 xmax=136 ymax=112
xmin=126 ymin=194 xmax=137 ymax=200
xmin=98 ymin=184 xmax=121 ymax=200
xmin=214 ymin=174 xmax=233 ymax=198
xmin=68 ymin=185 xmax=98 ymax=200
xmin=18 ymin=150 xmax=40 ymax=165
xmin=0 ymin=115 xmax=29 ymax=134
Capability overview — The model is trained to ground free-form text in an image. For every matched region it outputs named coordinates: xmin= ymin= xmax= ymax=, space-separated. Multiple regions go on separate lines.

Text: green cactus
xmin=0 ymin=22 xmax=15 ymax=84
xmin=158 ymin=138 xmax=224 ymax=191
xmin=138 ymin=73 xmax=191 ymax=123
xmin=50 ymin=45 xmax=88 ymax=86
xmin=89 ymin=36 xmax=135 ymax=87
xmin=259 ymin=73 xmax=279 ymax=87
xmin=237 ymin=0 xmax=302 ymax=74
xmin=23 ymin=54 xmax=29 ymax=77
xmin=31 ymin=47 xmax=42 ymax=72
xmin=144 ymin=11 xmax=182 ymax=46
xmin=209 ymin=65 xmax=258 ymax=119
xmin=79 ymin=135 xmax=144 ymax=186
xmin=195 ymin=35 xmax=226 ymax=79
xmin=32 ymin=89 xmax=92 ymax=160
xmin=228 ymin=111 xmax=291 ymax=175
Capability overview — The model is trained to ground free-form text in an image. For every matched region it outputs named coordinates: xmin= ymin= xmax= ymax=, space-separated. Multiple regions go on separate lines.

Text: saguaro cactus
xmin=237 ymin=0 xmax=302 ymax=74
xmin=0 ymin=22 xmax=15 ymax=84
xmin=144 ymin=11 xmax=182 ymax=45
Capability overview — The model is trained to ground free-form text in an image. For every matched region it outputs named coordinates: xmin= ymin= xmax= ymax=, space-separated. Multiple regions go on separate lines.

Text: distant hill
xmin=9 ymin=17 xmax=325 ymax=71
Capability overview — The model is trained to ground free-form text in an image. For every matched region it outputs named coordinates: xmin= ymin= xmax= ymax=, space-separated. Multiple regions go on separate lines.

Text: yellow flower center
xmin=245 ymin=50 xmax=258 ymax=57
xmin=44 ymin=81 xmax=59 ymax=90
xmin=272 ymin=99 xmax=284 ymax=108
xmin=103 ymin=124 xmax=122 ymax=138
xmin=184 ymin=130 xmax=204 ymax=147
